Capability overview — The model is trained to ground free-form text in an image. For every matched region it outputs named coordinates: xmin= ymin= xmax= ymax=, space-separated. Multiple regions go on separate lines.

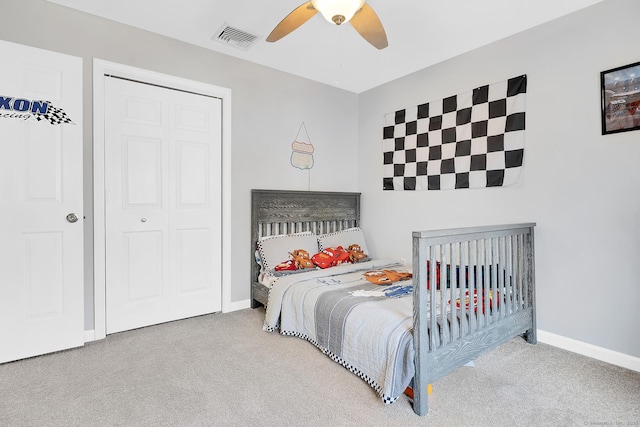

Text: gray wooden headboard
xmin=250 ymin=189 xmax=361 ymax=307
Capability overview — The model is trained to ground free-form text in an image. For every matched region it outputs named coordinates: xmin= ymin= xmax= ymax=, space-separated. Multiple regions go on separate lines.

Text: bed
xmin=251 ymin=189 xmax=536 ymax=415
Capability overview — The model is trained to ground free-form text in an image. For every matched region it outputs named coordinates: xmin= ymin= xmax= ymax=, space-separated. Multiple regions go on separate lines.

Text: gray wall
xmin=358 ymin=0 xmax=640 ymax=357
xmin=1 ymin=0 xmax=359 ymax=329
xmin=2 ymin=0 xmax=638 ymax=359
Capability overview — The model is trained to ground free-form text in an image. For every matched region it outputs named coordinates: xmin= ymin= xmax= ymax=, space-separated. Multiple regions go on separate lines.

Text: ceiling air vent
xmin=213 ymin=24 xmax=259 ymax=50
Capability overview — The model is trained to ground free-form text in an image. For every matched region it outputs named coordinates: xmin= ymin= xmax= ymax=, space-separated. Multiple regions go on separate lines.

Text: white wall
xmin=0 ymin=0 xmax=359 ymax=328
xmin=358 ymin=0 xmax=640 ymax=357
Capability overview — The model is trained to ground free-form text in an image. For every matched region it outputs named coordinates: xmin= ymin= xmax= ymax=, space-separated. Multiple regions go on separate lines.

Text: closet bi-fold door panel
xmin=104 ymin=76 xmax=221 ymax=334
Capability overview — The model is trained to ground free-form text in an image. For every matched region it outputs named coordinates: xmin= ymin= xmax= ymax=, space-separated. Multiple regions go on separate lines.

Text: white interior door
xmin=104 ymin=76 xmax=222 ymax=334
xmin=0 ymin=41 xmax=84 ymax=364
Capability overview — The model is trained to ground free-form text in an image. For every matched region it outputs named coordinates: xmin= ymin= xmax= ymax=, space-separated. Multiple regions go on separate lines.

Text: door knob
xmin=66 ymin=213 xmax=79 ymax=223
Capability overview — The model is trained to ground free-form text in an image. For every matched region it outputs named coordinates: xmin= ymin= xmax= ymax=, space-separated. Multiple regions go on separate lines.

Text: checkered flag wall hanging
xmin=382 ymin=75 xmax=527 ymax=191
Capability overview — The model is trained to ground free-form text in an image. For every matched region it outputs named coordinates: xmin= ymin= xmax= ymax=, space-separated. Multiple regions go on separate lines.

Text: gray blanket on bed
xmin=263 ymin=259 xmax=415 ymax=403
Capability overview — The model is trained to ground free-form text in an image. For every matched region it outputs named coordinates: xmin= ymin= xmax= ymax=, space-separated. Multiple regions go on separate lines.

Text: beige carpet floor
xmin=0 ymin=308 xmax=638 ymax=427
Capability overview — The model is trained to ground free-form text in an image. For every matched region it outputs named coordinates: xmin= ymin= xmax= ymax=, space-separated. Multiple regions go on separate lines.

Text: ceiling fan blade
xmin=349 ymin=4 xmax=388 ymax=50
xmin=266 ymin=1 xmax=318 ymax=43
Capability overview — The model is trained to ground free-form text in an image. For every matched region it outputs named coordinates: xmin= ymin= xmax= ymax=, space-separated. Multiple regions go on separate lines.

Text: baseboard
xmin=537 ymin=330 xmax=640 ymax=372
xmin=223 ymin=299 xmax=251 ymax=313
xmin=83 ymin=300 xmax=252 ymax=342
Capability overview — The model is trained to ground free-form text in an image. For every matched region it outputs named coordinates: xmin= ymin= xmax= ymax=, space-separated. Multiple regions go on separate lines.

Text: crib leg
xmin=412 ymin=379 xmax=430 ymax=416
xmin=525 ymin=327 xmax=537 ymax=344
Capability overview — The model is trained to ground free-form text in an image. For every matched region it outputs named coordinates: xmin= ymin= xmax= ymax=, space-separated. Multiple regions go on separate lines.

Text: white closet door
xmin=0 ymin=41 xmax=84 ymax=364
xmin=104 ymin=76 xmax=222 ymax=334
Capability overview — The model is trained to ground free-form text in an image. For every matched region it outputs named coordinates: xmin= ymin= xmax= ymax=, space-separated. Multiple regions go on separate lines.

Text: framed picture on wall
xmin=601 ymin=61 xmax=640 ymax=135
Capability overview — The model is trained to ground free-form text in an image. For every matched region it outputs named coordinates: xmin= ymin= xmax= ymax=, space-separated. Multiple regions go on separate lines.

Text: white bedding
xmin=263 ymin=259 xmax=416 ymax=403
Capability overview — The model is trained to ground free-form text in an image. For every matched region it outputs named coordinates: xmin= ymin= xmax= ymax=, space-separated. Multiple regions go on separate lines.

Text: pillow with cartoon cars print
xmin=273 ymin=249 xmax=316 ymax=275
xmin=257 ymin=232 xmax=319 ymax=275
xmin=318 ymin=227 xmax=369 ymax=256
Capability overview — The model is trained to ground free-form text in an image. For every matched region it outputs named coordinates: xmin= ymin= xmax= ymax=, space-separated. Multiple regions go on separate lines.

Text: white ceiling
xmin=47 ymin=0 xmax=604 ymax=93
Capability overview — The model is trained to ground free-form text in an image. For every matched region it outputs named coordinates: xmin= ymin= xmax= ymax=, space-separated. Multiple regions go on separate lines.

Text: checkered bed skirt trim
xmin=280 ymin=329 xmax=399 ymax=404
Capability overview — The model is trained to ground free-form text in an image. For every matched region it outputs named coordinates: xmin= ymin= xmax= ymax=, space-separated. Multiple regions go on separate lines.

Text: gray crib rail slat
xmin=491 ymin=238 xmax=499 ymax=321
xmin=483 ymin=237 xmax=491 ymax=325
xmin=524 ymin=233 xmax=529 ymax=310
xmin=468 ymin=240 xmax=477 ymax=332
xmin=474 ymin=240 xmax=482 ymax=326
xmin=449 ymin=243 xmax=459 ymax=341
xmin=498 ymin=236 xmax=505 ymax=319
xmin=439 ymin=245 xmax=450 ymax=346
xmin=428 ymin=248 xmax=438 ymax=351
xmin=516 ymin=234 xmax=524 ymax=312
xmin=506 ymin=235 xmax=513 ymax=314
xmin=460 ymin=241 xmax=469 ymax=336
xmin=515 ymin=234 xmax=522 ymax=311
xmin=525 ymin=227 xmax=537 ymax=343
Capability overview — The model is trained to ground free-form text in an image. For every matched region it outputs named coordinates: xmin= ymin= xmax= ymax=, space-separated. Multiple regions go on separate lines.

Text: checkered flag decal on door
xmin=33 ymin=103 xmax=75 ymax=125
xmin=383 ymin=75 xmax=527 ymax=190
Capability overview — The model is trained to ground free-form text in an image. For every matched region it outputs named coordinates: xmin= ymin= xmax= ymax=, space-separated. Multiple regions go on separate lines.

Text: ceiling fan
xmin=266 ymin=0 xmax=388 ymax=50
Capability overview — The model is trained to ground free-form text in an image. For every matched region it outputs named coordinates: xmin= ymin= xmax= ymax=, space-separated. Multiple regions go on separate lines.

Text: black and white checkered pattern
xmin=383 ymin=75 xmax=527 ymax=191
xmin=33 ymin=103 xmax=75 ymax=125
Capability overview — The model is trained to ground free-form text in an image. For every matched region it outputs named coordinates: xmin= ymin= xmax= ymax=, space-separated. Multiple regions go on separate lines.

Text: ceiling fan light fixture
xmin=311 ymin=0 xmax=365 ymax=25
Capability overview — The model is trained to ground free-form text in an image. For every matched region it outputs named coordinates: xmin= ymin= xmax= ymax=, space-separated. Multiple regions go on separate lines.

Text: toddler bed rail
xmin=412 ymin=223 xmax=536 ymax=415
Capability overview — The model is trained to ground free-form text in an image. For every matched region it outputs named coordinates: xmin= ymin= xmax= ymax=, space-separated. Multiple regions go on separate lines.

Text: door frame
xmin=92 ymin=59 xmax=232 ymax=341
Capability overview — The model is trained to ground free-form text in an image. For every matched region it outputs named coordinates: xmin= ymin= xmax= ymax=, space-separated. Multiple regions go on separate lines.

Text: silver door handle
xmin=66 ymin=213 xmax=79 ymax=223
